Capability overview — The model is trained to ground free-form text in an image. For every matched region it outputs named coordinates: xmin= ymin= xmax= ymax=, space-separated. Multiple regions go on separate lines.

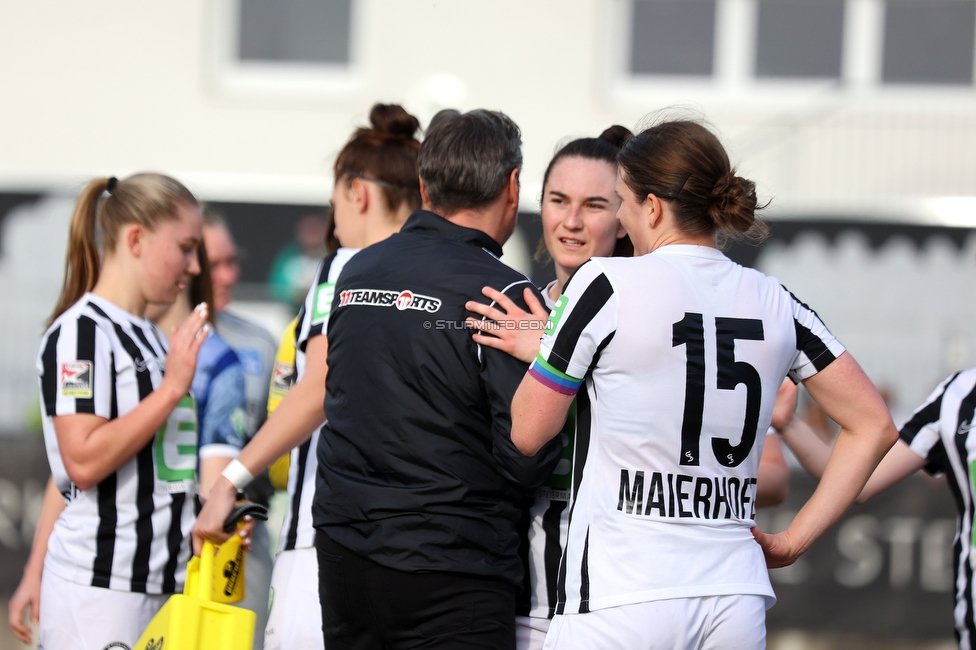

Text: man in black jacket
xmin=312 ymin=109 xmax=561 ymax=649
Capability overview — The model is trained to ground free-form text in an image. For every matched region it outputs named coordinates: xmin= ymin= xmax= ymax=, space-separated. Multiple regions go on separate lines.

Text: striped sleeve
xmin=40 ymin=316 xmax=114 ymax=420
xmin=899 ymin=373 xmax=958 ymax=476
xmin=531 ymin=260 xmax=618 ymax=395
xmin=784 ymin=288 xmax=846 ymax=382
xmin=298 ymin=256 xmax=335 ymax=349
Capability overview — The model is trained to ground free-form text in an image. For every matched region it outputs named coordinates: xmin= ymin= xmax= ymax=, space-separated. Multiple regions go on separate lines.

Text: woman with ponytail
xmin=193 ymin=103 xmax=423 ymax=650
xmin=33 ymin=173 xmax=210 ymax=649
xmin=9 ymin=238 xmax=252 ymax=647
xmin=503 ymin=120 xmax=897 ymax=648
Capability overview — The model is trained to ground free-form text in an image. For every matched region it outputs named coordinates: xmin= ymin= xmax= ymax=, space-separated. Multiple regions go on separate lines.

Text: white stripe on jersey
xmin=279 ymin=248 xmax=358 ymax=553
xmin=899 ymin=369 xmax=976 ymax=649
xmin=37 ymin=293 xmax=196 ymax=594
xmin=536 ymin=246 xmax=845 ymax=615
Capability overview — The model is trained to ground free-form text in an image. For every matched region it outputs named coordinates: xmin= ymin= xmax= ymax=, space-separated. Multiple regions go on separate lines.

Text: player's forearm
xmin=779 ymin=416 xmax=832 ymax=479
xmin=511 ymin=374 xmax=573 ymax=456
xmin=199 ymin=456 xmax=233 ymax=497
xmin=58 ymin=384 xmax=184 ymax=490
xmin=22 ymin=477 xmax=64 ymax=577
xmin=237 ymin=376 xmax=325 ymax=475
xmin=783 ymin=418 xmax=897 ymax=556
xmin=755 ymin=438 xmax=789 ymax=508
xmin=855 ymin=439 xmax=927 ymax=503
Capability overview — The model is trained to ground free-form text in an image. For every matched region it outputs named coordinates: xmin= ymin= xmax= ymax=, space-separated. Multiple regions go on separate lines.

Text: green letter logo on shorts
xmin=546 ymin=295 xmax=570 ymax=335
xmin=154 ymin=395 xmax=198 ymax=493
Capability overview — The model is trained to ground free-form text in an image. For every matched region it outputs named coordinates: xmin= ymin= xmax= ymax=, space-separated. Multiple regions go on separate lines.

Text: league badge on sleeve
xmin=60 ymin=361 xmax=93 ymax=399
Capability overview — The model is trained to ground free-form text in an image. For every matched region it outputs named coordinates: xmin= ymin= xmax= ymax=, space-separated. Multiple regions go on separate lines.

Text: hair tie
xmin=106 ymin=177 xmax=118 ymax=194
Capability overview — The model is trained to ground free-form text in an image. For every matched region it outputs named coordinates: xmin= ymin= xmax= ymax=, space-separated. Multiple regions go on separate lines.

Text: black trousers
xmin=315 ymin=531 xmax=516 ymax=650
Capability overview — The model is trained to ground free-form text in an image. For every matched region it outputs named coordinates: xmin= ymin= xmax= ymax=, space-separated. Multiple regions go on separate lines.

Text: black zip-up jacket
xmin=312 ymin=210 xmax=561 ymax=586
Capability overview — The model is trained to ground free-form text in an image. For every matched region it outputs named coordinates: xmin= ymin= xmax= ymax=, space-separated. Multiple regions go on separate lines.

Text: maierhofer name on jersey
xmin=617 ymin=468 xmax=759 ymax=521
xmin=337 ymin=288 xmax=441 ymax=313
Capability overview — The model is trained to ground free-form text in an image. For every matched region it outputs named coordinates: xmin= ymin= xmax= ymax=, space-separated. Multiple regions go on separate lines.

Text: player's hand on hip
xmin=191 ymin=475 xmax=237 ymax=555
xmin=751 ymin=526 xmax=800 ymax=569
xmin=465 ymin=286 xmax=547 ymax=364
xmin=162 ymin=302 xmax=210 ymax=397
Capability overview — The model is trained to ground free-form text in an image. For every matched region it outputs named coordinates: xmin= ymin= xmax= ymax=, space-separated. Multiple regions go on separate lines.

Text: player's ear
xmin=419 ymin=178 xmax=433 ymax=211
xmin=645 ymin=194 xmax=664 ymax=230
xmin=351 ymin=178 xmax=369 ymax=215
xmin=124 ymin=223 xmax=144 ymax=258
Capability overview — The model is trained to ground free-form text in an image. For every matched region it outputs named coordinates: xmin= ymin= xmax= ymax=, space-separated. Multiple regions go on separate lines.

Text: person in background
xmin=267 ymin=212 xmax=329 ymax=310
xmin=8 ymin=229 xmax=249 ymax=646
xmin=201 ymin=211 xmax=276 ymax=649
xmin=777 ymin=369 xmax=976 ymax=648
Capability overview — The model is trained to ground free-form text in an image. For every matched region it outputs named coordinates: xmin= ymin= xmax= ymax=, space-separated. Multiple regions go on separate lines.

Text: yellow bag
xmin=133 ymin=540 xmax=255 ymax=650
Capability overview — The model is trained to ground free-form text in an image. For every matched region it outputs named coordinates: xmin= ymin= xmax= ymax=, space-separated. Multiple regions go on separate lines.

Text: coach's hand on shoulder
xmin=162 ymin=302 xmax=210 ymax=398
xmin=191 ymin=475 xmax=237 ymax=556
xmin=466 ymin=286 xmax=547 ymax=364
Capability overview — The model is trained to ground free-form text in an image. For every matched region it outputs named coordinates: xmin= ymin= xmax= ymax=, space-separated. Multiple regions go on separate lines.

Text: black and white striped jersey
xmin=530 ymin=246 xmax=845 ymax=615
xmin=900 ymin=368 xmax=976 ymax=649
xmin=277 ymin=248 xmax=357 ymax=553
xmin=518 ymin=280 xmax=573 ymax=620
xmin=37 ymin=293 xmax=197 ymax=594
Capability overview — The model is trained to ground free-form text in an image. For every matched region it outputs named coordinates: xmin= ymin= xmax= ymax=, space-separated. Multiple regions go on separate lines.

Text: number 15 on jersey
xmin=673 ymin=313 xmax=764 ymax=468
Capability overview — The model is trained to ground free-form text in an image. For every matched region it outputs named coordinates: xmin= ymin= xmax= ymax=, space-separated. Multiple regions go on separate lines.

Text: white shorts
xmin=39 ymin=569 xmax=169 ymax=650
xmin=264 ymin=547 xmax=323 ymax=650
xmin=542 ymin=595 xmax=766 ymax=650
xmin=516 ymin=615 xmax=551 ymax=650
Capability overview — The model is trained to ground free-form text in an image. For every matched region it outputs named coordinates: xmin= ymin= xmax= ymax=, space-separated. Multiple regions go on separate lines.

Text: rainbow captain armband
xmin=528 ymin=354 xmax=583 ymax=395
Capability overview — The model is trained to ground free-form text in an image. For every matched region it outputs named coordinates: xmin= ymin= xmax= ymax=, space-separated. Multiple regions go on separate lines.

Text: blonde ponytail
xmin=49 ymin=178 xmax=110 ymax=325
xmin=47 ymin=172 xmax=198 ymax=326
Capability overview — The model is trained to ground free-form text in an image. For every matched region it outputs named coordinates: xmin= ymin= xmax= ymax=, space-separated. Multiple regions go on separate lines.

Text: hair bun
xmin=369 ymin=104 xmax=420 ymax=139
xmin=598 ymin=125 xmax=633 ymax=149
xmin=707 ymin=171 xmax=759 ymax=234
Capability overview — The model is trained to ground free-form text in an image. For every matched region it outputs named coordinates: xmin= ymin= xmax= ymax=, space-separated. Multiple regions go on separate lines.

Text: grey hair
xmin=418 ymin=109 xmax=522 ymax=215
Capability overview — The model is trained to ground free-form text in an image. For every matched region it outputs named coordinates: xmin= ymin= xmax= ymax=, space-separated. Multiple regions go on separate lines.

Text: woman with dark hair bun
xmin=506 ymin=120 xmax=898 ymax=648
xmin=194 ymin=103 xmax=422 ymax=650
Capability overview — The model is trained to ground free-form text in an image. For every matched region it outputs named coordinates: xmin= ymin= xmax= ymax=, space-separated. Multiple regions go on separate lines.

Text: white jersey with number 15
xmin=529 ymin=245 xmax=844 ymax=615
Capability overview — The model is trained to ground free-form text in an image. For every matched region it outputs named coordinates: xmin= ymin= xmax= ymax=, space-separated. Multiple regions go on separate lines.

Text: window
xmin=755 ymin=0 xmax=845 ymax=78
xmin=208 ymin=0 xmax=359 ymax=98
xmin=238 ymin=0 xmax=352 ymax=64
xmin=882 ymin=0 xmax=976 ymax=85
xmin=630 ymin=0 xmax=717 ymax=76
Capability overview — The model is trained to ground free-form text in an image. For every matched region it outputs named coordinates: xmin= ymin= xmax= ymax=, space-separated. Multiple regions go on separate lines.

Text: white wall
xmin=0 ymin=0 xmax=973 ymax=211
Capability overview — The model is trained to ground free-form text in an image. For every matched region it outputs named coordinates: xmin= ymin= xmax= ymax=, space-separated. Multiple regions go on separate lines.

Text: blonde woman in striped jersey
xmin=31 ymin=174 xmax=210 ymax=650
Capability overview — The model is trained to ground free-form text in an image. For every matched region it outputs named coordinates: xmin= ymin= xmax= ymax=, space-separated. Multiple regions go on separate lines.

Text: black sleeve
xmin=479 ymin=281 xmax=562 ymax=487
